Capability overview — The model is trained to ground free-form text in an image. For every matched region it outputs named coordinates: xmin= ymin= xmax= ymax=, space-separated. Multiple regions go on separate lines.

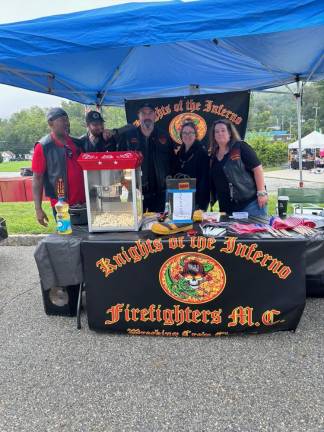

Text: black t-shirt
xmin=211 ymin=141 xmax=260 ymax=213
xmin=174 ymin=141 xmax=210 ymax=210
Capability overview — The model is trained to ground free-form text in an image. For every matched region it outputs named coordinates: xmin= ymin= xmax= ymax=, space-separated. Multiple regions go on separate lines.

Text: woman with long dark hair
xmin=173 ymin=121 xmax=210 ymax=211
xmin=209 ymin=119 xmax=268 ymax=216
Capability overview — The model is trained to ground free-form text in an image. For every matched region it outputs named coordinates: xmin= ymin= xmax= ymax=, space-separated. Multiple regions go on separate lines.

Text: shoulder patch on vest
xmin=230 ymin=148 xmax=241 ymax=160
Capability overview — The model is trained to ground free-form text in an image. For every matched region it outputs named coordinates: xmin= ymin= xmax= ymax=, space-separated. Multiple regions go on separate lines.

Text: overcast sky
xmin=0 ymin=0 xmax=171 ymax=118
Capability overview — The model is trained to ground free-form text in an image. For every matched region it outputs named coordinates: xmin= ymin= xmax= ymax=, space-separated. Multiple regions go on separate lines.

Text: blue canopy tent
xmin=0 ymin=0 xmax=324 ymax=183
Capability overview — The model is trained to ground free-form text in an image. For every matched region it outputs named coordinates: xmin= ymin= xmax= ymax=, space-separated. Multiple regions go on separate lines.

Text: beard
xmin=89 ymin=127 xmax=103 ymax=137
xmin=91 ymin=130 xmax=102 ymax=137
xmin=142 ymin=119 xmax=154 ymax=129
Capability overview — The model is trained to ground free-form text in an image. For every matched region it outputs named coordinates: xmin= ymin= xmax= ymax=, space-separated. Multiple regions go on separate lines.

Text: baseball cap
xmin=86 ymin=110 xmax=105 ymax=124
xmin=138 ymin=102 xmax=155 ymax=112
xmin=46 ymin=107 xmax=68 ymax=122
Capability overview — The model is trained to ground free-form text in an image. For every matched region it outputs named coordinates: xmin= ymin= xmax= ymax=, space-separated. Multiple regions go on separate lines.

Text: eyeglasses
xmin=182 ymin=132 xmax=195 ymax=137
xmin=64 ymin=145 xmax=73 ymax=159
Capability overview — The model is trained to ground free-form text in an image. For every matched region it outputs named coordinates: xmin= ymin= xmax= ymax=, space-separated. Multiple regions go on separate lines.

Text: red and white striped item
xmin=230 ymin=223 xmax=268 ymax=234
xmin=271 ymin=216 xmax=316 ymax=230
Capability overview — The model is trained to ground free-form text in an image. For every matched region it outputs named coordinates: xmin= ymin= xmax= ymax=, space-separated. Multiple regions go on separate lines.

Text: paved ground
xmin=0 ymin=246 xmax=323 ymax=432
xmin=0 ymin=172 xmax=22 ymax=178
xmin=264 ymin=169 xmax=324 ymax=192
xmin=1 ymin=168 xmax=323 ymax=190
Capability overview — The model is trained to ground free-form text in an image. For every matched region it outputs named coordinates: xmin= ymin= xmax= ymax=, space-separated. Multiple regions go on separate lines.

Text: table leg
xmin=77 ymin=283 xmax=83 ymax=330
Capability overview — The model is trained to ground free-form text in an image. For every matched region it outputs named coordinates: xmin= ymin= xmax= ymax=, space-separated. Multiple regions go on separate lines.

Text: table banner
xmin=81 ymin=236 xmax=306 ymax=337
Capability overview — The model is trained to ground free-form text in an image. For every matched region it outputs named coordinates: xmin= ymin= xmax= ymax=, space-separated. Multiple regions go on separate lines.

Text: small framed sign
xmin=166 ymin=175 xmax=196 ymax=223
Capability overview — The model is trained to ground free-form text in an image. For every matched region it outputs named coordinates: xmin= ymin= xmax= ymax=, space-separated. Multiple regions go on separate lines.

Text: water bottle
xmin=55 ymin=198 xmax=72 ymax=235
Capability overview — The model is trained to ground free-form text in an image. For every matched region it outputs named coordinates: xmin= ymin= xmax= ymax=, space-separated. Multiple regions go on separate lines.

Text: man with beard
xmin=78 ymin=110 xmax=116 ymax=152
xmin=118 ymin=102 xmax=174 ymax=212
xmin=32 ymin=108 xmax=85 ymax=226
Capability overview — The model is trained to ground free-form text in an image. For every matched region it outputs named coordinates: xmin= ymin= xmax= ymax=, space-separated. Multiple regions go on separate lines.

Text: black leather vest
xmin=222 ymin=141 xmax=257 ymax=203
xmin=37 ymin=134 xmax=80 ymax=200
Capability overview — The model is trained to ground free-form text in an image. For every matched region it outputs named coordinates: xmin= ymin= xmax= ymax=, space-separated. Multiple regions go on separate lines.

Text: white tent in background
xmin=288 ymin=131 xmax=324 ymax=150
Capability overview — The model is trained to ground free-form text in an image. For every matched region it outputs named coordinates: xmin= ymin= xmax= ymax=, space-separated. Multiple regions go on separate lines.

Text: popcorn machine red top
xmin=78 ymin=152 xmax=143 ymax=232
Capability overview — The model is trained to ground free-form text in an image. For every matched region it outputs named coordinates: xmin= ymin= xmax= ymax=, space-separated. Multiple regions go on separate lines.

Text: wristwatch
xmin=257 ymin=190 xmax=268 ymax=197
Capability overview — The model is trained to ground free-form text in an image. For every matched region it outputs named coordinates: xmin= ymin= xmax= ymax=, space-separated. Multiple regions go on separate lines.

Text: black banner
xmin=125 ymin=92 xmax=250 ymax=148
xmin=82 ymin=236 xmax=306 ymax=337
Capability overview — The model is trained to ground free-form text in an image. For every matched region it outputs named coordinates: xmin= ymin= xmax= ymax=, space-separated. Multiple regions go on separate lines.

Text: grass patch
xmin=0 ymin=161 xmax=31 ymax=172
xmin=0 ymin=201 xmax=56 ymax=234
xmin=263 ymin=166 xmax=285 ymax=172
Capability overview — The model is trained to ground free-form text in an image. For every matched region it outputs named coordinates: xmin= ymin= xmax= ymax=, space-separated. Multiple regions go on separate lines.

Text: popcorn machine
xmin=78 ymin=152 xmax=143 ymax=232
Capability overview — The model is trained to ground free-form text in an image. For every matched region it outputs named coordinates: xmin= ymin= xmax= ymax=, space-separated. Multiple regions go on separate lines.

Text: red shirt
xmin=32 ymin=133 xmax=86 ymax=207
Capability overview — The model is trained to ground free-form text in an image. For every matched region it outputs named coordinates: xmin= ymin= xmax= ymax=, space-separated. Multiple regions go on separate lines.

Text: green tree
xmin=0 ymin=107 xmax=48 ymax=155
xmin=247 ymin=134 xmax=288 ymax=167
xmin=0 ymin=102 xmax=128 ymax=155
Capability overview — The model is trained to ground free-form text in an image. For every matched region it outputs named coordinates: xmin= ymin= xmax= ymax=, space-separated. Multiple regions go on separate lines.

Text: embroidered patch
xmin=230 ymin=149 xmax=241 ymax=160
xmin=159 ymin=136 xmax=167 ymax=145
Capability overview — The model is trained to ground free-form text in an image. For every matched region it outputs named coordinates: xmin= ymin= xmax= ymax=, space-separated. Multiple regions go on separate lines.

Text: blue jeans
xmin=241 ymin=199 xmax=268 ymax=217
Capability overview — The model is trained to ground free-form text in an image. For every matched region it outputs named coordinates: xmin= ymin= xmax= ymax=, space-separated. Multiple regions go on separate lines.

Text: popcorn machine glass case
xmin=78 ymin=152 xmax=143 ymax=232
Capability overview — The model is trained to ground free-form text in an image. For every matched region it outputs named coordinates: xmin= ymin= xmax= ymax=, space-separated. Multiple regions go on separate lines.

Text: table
xmin=34 ymin=223 xmax=324 ymax=336
xmin=291 ymin=160 xmax=315 ymax=170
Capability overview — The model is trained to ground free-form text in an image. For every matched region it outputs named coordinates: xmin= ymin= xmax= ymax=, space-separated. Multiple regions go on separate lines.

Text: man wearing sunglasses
xmin=32 ymin=108 xmax=85 ymax=226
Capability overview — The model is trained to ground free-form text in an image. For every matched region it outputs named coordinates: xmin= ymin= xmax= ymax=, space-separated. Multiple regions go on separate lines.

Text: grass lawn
xmin=0 ymin=161 xmax=31 ymax=172
xmin=263 ymin=166 xmax=288 ymax=172
xmin=212 ymin=192 xmax=281 ymax=215
xmin=0 ymin=201 xmax=56 ymax=234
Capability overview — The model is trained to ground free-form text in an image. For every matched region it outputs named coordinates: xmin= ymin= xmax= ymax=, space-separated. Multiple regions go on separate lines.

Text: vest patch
xmin=230 ymin=149 xmax=241 ymax=160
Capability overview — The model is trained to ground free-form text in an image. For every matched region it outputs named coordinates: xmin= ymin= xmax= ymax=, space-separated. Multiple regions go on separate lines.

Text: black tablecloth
xmin=34 ymin=221 xmax=324 ymax=297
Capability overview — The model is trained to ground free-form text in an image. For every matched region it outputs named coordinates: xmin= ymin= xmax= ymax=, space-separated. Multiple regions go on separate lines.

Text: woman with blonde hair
xmin=209 ymin=119 xmax=268 ymax=216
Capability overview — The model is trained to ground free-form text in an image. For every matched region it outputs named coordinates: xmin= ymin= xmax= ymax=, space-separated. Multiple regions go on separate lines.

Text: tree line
xmin=0 ymin=102 xmax=127 ymax=156
xmin=0 ymin=81 xmax=323 ymax=167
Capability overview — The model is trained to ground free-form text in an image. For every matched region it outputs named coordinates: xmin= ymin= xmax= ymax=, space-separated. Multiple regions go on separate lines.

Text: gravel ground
xmin=0 ymin=246 xmax=323 ymax=432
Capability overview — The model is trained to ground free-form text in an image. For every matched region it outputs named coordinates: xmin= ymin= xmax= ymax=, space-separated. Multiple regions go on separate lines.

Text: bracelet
xmin=257 ymin=191 xmax=268 ymax=197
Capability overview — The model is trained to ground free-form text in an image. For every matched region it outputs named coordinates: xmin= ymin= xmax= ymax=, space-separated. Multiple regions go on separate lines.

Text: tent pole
xmin=295 ymin=78 xmax=303 ymax=189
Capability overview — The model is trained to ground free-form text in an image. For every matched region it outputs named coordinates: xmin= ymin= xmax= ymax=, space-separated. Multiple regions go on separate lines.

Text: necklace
xmin=179 ymin=153 xmax=194 ymax=169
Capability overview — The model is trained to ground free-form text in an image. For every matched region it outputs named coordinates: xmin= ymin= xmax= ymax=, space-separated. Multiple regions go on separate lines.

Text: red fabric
xmin=230 ymin=223 xmax=268 ymax=234
xmin=32 ymin=133 xmax=85 ymax=207
xmin=271 ymin=217 xmax=316 ymax=230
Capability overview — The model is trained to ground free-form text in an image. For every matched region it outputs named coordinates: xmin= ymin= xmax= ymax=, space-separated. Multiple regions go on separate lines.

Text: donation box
xmin=78 ymin=152 xmax=143 ymax=232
